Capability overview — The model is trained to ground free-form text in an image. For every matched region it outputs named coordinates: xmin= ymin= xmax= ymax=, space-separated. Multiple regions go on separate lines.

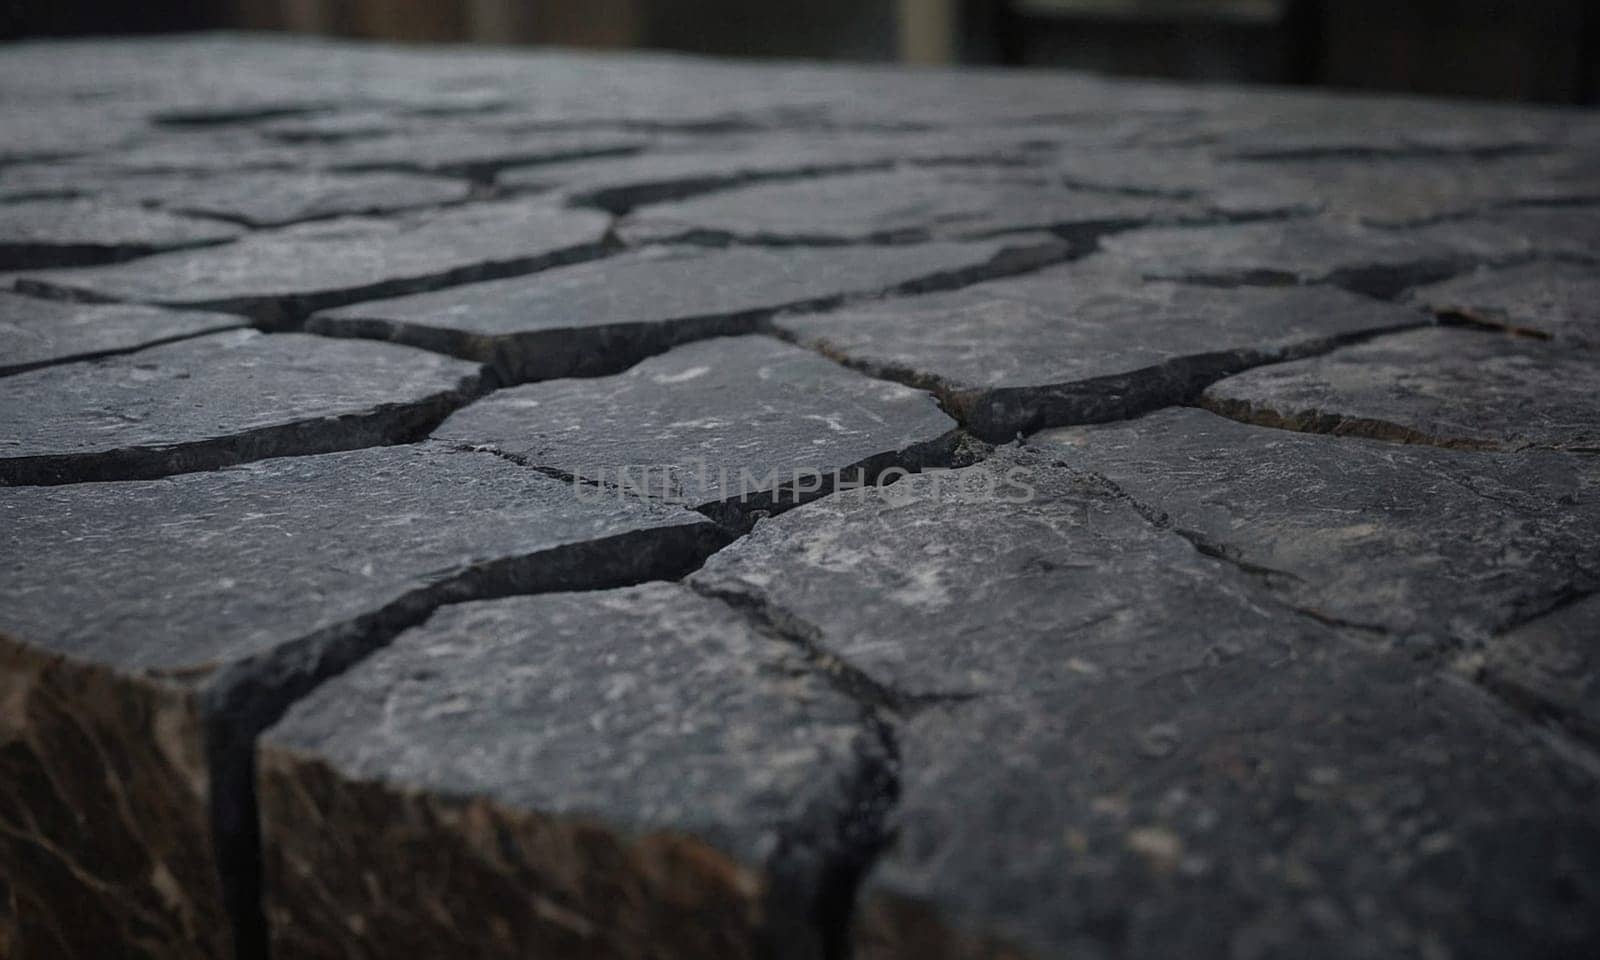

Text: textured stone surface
xmin=4 ymin=32 xmax=1600 ymax=960
xmin=0 ymin=443 xmax=718 ymax=960
xmin=1036 ymin=408 xmax=1600 ymax=639
xmin=859 ymin=655 xmax=1600 ymax=960
xmin=433 ymin=335 xmax=957 ymax=524
xmin=0 ymin=291 xmax=243 ymax=376
xmin=308 ymin=239 xmax=1061 ymax=383
xmin=0 ymin=198 xmax=242 ymax=270
xmin=0 ymin=329 xmax=481 ymax=485
xmin=100 ymin=170 xmax=474 ymax=227
xmin=779 ymin=259 xmax=1425 ymax=439
xmin=619 ymin=168 xmax=1203 ymax=245
xmin=1050 ymin=150 xmax=1600 ymax=227
xmin=1475 ymin=593 xmax=1600 ymax=744
xmin=1409 ymin=261 xmax=1600 ymax=347
xmin=691 ymin=450 xmax=1307 ymax=700
xmin=500 ymin=133 xmax=1045 ymax=211
xmin=693 ymin=454 xmax=1600 ymax=959
xmin=12 ymin=201 xmax=610 ymax=326
xmin=1202 ymin=326 xmax=1600 ymax=451
xmin=260 ymin=581 xmax=882 ymax=960
xmin=1097 ymin=216 xmax=1520 ymax=297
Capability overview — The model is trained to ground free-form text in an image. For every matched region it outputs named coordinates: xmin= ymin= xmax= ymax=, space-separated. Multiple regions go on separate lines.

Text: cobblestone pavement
xmin=2 ymin=34 xmax=1598 ymax=960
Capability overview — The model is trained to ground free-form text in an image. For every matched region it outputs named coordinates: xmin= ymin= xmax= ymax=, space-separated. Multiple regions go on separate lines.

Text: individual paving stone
xmin=0 ymin=198 xmax=243 ymax=270
xmin=0 ymin=443 xmax=719 ymax=960
xmin=308 ymin=238 xmax=1063 ymax=383
xmin=100 ymin=170 xmax=474 ymax=227
xmin=1036 ymin=407 xmax=1600 ymax=639
xmin=500 ymin=133 xmax=1043 ymax=212
xmin=1202 ymin=326 xmax=1600 ymax=451
xmin=0 ymin=291 xmax=243 ymax=376
xmin=857 ymin=651 xmax=1600 ymax=960
xmin=1096 ymin=216 xmax=1533 ymax=298
xmin=1473 ymin=592 xmax=1600 ymax=744
xmin=1440 ymin=206 xmax=1600 ymax=262
xmin=1051 ymin=150 xmax=1600 ymax=227
xmin=691 ymin=449 xmax=1326 ymax=701
xmin=12 ymin=200 xmax=610 ymax=327
xmin=0 ymin=329 xmax=481 ymax=485
xmin=1409 ymin=261 xmax=1600 ymax=347
xmin=322 ymin=128 xmax=650 ymax=179
xmin=259 ymin=581 xmax=884 ymax=960
xmin=777 ymin=259 xmax=1425 ymax=440
xmin=618 ymin=168 xmax=1203 ymax=246
xmin=433 ymin=335 xmax=958 ymax=526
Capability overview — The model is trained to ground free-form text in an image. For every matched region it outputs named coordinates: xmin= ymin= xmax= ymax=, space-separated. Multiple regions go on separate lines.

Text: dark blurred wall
xmin=2 ymin=0 xmax=1595 ymax=104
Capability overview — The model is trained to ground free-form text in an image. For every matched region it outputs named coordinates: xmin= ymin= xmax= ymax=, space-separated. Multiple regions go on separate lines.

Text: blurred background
xmin=3 ymin=0 xmax=1596 ymax=104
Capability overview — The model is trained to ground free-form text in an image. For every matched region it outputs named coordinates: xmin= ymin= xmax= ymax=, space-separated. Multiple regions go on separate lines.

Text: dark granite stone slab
xmin=12 ymin=201 xmax=611 ymax=327
xmin=1096 ymin=216 xmax=1530 ymax=298
xmin=318 ymin=129 xmax=650 ymax=180
xmin=1202 ymin=326 xmax=1600 ymax=451
xmin=0 ymin=329 xmax=481 ymax=485
xmin=259 ymin=581 xmax=883 ymax=960
xmin=432 ymin=335 xmax=957 ymax=526
xmin=691 ymin=452 xmax=1600 ymax=958
xmin=1051 ymin=150 xmax=1600 ymax=227
xmin=0 ymin=444 xmax=719 ymax=960
xmin=1035 ymin=408 xmax=1600 ymax=639
xmin=307 ymin=238 xmax=1064 ymax=383
xmin=0 ymin=292 xmax=244 ymax=376
xmin=100 ymin=170 xmax=474 ymax=227
xmin=1474 ymin=593 xmax=1600 ymax=745
xmin=1410 ymin=261 xmax=1600 ymax=347
xmin=500 ymin=133 xmax=1046 ymax=212
xmin=0 ymin=199 xmax=243 ymax=270
xmin=618 ymin=169 xmax=1204 ymax=246
xmin=691 ymin=449 xmax=1311 ymax=701
xmin=857 ymin=655 xmax=1600 ymax=960
xmin=777 ymin=259 xmax=1425 ymax=439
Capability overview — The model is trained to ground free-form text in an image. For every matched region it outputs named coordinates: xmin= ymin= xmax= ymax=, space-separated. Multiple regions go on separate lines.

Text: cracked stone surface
xmin=1049 ymin=149 xmax=1600 ymax=227
xmin=692 ymin=453 xmax=1600 ymax=959
xmin=1475 ymin=593 xmax=1600 ymax=744
xmin=1202 ymin=326 xmax=1600 ymax=451
xmin=499 ymin=132 xmax=1046 ymax=211
xmin=779 ymin=259 xmax=1425 ymax=439
xmin=618 ymin=168 xmax=1204 ymax=245
xmin=0 ymin=291 xmax=244 ymax=376
xmin=94 ymin=170 xmax=475 ymax=227
xmin=4 ymin=33 xmax=1600 ymax=960
xmin=1036 ymin=408 xmax=1600 ymax=640
xmin=433 ymin=335 xmax=957 ymax=524
xmin=11 ymin=200 xmax=610 ymax=326
xmin=0 ymin=329 xmax=482 ymax=485
xmin=1408 ymin=260 xmax=1600 ymax=347
xmin=0 ymin=443 xmax=718 ymax=960
xmin=259 ymin=581 xmax=882 ymax=960
xmin=1096 ymin=216 xmax=1533 ymax=296
xmin=0 ymin=198 xmax=243 ymax=270
xmin=308 ymin=239 xmax=1060 ymax=383
xmin=860 ymin=653 xmax=1600 ymax=960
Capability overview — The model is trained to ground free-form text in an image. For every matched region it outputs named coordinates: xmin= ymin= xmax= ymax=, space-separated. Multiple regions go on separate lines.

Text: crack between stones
xmin=0 ymin=321 xmax=249 ymax=378
xmin=0 ymin=234 xmax=242 ymax=272
xmin=560 ymin=153 xmax=1038 ymax=216
xmin=305 ymin=236 xmax=1074 ymax=386
xmin=189 ymin=510 xmax=731 ymax=960
xmin=0 ymin=374 xmax=488 ymax=487
xmin=788 ymin=314 xmax=1429 ymax=442
xmin=13 ymin=232 xmax=627 ymax=332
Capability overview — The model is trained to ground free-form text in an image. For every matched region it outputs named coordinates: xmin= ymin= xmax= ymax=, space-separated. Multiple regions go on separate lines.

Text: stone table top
xmin=1 ymin=33 xmax=1598 ymax=960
